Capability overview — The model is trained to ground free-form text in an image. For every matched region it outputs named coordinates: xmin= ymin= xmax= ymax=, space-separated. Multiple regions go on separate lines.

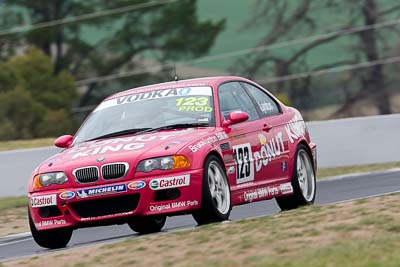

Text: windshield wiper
xmin=139 ymin=123 xmax=209 ymax=134
xmin=87 ymin=128 xmax=151 ymax=141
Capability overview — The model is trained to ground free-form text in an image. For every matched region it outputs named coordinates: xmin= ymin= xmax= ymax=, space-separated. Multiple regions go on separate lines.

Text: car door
xmin=217 ymin=82 xmax=272 ymax=188
xmin=241 ymin=82 xmax=290 ymax=182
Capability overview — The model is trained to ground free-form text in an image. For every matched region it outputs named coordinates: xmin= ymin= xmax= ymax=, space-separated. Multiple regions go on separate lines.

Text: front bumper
xmin=28 ymin=169 xmax=203 ymax=231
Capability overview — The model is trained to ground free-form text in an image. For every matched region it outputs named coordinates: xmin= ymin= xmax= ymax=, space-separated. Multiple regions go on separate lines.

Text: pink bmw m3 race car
xmin=28 ymin=76 xmax=317 ymax=248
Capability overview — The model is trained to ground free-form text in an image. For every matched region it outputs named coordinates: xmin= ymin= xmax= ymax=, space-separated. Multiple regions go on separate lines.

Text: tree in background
xmin=0 ymin=4 xmax=25 ymax=61
xmin=0 ymin=47 xmax=78 ymax=140
xmin=234 ymin=0 xmax=400 ymax=117
xmin=3 ymin=0 xmax=225 ymax=108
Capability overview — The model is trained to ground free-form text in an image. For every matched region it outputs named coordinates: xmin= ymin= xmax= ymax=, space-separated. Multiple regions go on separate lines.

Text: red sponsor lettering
xmin=159 ymin=177 xmax=186 ymax=188
xmin=31 ymin=194 xmax=56 ymax=207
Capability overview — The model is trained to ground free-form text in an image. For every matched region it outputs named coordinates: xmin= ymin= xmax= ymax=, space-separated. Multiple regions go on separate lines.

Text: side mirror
xmin=54 ymin=135 xmax=73 ymax=148
xmin=222 ymin=111 xmax=249 ymax=127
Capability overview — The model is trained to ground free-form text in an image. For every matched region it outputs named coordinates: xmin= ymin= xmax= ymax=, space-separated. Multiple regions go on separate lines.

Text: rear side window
xmin=242 ymin=82 xmax=280 ymax=117
xmin=218 ymin=82 xmax=259 ymax=121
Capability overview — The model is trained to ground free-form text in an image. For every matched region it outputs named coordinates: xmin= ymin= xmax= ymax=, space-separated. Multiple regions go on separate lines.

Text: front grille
xmin=70 ymin=194 xmax=139 ymax=218
xmin=73 ymin=167 xmax=99 ymax=183
xmin=102 ymin=163 xmax=128 ymax=180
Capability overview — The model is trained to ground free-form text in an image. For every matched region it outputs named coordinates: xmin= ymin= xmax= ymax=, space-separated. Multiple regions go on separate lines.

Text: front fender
xmin=178 ymin=131 xmax=228 ymax=170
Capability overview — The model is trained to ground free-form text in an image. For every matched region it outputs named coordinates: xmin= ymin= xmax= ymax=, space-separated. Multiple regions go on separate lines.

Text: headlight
xmin=136 ymin=155 xmax=190 ymax=173
xmin=33 ymin=172 xmax=68 ymax=189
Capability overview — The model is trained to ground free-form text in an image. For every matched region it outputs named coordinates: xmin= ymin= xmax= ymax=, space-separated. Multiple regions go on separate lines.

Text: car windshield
xmin=73 ymin=86 xmax=215 ymax=144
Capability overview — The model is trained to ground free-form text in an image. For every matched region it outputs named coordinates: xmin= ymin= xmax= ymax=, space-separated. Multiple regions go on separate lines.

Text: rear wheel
xmin=29 ymin=210 xmax=72 ymax=249
xmin=276 ymin=144 xmax=316 ymax=211
xmin=128 ymin=215 xmax=166 ymax=234
xmin=192 ymin=155 xmax=231 ymax=225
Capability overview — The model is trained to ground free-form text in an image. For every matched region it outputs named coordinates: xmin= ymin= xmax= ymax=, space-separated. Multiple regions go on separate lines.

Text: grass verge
xmin=0 ymin=197 xmax=27 ymax=212
xmin=0 ymin=138 xmax=54 ymax=152
xmin=317 ymin=161 xmax=400 ymax=179
xmin=4 ymin=193 xmax=400 ymax=267
xmin=0 ymin=197 xmax=28 ymax=236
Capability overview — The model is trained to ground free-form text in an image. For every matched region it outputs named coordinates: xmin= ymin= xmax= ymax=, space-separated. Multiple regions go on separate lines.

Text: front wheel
xmin=192 ymin=155 xmax=231 ymax=225
xmin=29 ymin=210 xmax=72 ymax=249
xmin=276 ymin=144 xmax=316 ymax=211
xmin=128 ymin=215 xmax=166 ymax=234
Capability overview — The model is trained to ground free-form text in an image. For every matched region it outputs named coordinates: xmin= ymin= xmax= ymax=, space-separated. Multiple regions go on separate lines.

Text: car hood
xmin=38 ymin=128 xmax=215 ymax=182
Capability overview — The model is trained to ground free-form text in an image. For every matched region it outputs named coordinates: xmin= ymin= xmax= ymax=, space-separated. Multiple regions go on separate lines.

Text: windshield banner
xmin=95 ymin=86 xmax=212 ymax=112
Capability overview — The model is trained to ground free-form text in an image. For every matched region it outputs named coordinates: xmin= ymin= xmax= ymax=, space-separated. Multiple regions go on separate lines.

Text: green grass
xmin=0 ymin=138 xmax=54 ymax=152
xmin=265 ymin=237 xmax=400 ymax=267
xmin=0 ymin=196 xmax=27 ymax=212
xmin=317 ymin=161 xmax=400 ymax=179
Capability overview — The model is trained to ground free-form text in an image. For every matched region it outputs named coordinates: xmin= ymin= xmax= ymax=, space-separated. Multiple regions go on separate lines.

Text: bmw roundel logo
xmin=97 ymin=157 xmax=106 ymax=162
xmin=128 ymin=181 xmax=146 ymax=190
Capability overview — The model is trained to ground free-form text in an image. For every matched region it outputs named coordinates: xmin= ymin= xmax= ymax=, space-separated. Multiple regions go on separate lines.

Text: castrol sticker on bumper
xmin=149 ymin=175 xmax=190 ymax=190
xmin=30 ymin=194 xmax=57 ymax=208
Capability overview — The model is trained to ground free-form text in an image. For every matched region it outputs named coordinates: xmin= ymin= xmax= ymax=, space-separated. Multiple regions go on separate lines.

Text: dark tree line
xmin=2 ymin=0 xmax=224 ymax=108
xmin=235 ymin=0 xmax=400 ymax=117
xmin=0 ymin=0 xmax=224 ymax=139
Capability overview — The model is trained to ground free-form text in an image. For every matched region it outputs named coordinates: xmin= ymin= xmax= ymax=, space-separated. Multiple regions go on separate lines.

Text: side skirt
xmin=231 ymin=181 xmax=294 ymax=206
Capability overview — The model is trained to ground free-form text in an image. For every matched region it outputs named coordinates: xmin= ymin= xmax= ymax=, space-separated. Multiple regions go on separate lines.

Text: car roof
xmin=105 ymin=76 xmax=252 ymax=100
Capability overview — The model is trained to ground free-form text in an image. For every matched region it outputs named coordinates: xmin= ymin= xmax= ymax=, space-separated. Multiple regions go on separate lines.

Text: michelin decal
xmin=76 ymin=184 xmax=126 ymax=198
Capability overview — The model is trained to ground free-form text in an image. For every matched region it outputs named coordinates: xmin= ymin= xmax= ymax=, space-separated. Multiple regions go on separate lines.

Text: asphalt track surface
xmin=1 ymin=170 xmax=399 ymax=262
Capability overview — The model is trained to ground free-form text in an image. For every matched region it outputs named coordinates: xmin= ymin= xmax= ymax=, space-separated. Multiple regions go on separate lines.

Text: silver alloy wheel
xmin=296 ymin=150 xmax=315 ymax=202
xmin=208 ymin=161 xmax=230 ymax=214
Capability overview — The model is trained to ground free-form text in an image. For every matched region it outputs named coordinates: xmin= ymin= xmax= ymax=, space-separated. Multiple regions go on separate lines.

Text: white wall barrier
xmin=307 ymin=113 xmax=400 ymax=168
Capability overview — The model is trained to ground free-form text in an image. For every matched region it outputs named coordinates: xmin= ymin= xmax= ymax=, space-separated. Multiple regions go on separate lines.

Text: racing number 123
xmin=233 ymin=143 xmax=254 ymax=184
xmin=176 ymin=97 xmax=208 ymax=106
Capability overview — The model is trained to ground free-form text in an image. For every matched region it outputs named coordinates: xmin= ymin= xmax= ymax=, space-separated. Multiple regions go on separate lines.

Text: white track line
xmin=326 ymin=189 xmax=400 ymax=206
xmin=318 ymin=168 xmax=400 ymax=182
xmin=1 ymin=232 xmax=30 ymax=240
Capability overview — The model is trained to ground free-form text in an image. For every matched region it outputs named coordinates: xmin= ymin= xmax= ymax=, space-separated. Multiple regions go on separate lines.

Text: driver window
xmin=218 ymin=82 xmax=259 ymax=121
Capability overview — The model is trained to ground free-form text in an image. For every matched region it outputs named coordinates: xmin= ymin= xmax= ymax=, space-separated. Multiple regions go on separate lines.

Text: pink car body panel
xmin=28 ymin=76 xmax=316 ymax=231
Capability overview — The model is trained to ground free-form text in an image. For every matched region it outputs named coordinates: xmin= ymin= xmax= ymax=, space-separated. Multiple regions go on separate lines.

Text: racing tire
xmin=192 ymin=155 xmax=232 ymax=225
xmin=28 ymin=210 xmax=72 ymax=249
xmin=128 ymin=215 xmax=166 ymax=234
xmin=275 ymin=144 xmax=316 ymax=211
